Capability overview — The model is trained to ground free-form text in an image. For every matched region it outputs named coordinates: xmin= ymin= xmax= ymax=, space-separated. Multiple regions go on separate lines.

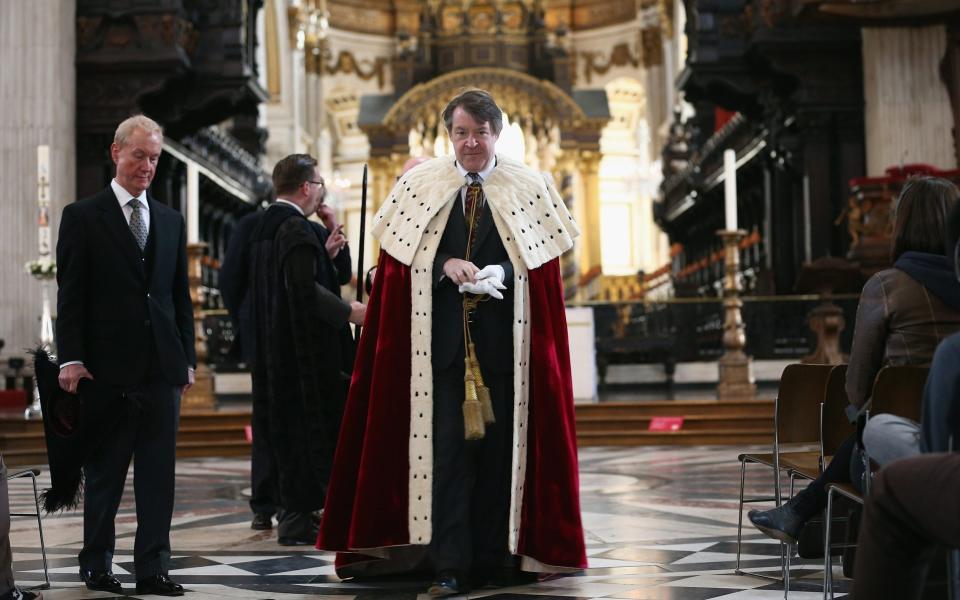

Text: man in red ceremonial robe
xmin=318 ymin=90 xmax=586 ymax=595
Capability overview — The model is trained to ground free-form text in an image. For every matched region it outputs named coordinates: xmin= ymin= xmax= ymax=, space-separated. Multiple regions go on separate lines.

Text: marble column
xmin=0 ymin=0 xmax=76 ymax=358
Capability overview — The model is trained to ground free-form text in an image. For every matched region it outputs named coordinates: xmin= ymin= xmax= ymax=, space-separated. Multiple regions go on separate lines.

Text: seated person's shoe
xmin=427 ymin=570 xmax=464 ymax=597
xmin=79 ymin=570 xmax=122 ymax=593
xmin=135 ymin=574 xmax=184 ymax=597
xmin=748 ymin=503 xmax=805 ymax=545
xmin=251 ymin=512 xmax=273 ymax=530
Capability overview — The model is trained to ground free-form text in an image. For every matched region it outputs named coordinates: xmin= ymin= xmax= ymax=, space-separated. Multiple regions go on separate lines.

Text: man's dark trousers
xmin=78 ymin=355 xmax=180 ymax=578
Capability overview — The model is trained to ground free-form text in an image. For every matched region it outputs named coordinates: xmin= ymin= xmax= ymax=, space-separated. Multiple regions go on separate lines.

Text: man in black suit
xmin=220 ymin=189 xmax=352 ymax=533
xmin=56 ymin=115 xmax=195 ymax=597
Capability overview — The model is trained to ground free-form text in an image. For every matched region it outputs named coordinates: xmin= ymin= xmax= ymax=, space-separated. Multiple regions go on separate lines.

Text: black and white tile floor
xmin=6 ymin=447 xmax=850 ymax=599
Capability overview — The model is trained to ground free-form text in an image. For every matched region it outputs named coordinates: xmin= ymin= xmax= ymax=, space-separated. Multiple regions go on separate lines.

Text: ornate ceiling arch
xmin=384 ymin=67 xmax=587 ymax=132
xmin=364 ymin=67 xmax=607 ymax=157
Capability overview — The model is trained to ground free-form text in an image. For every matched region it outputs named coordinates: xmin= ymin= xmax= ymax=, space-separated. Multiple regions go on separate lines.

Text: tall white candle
xmin=37 ymin=145 xmax=51 ymax=256
xmin=723 ymin=149 xmax=738 ymax=231
xmin=186 ymin=162 xmax=200 ymax=244
xmin=803 ymin=174 xmax=812 ymax=263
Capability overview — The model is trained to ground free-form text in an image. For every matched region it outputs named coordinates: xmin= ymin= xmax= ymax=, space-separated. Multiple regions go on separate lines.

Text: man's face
xmin=303 ymin=167 xmax=325 ymax=214
xmin=111 ymin=127 xmax=162 ymax=196
xmin=449 ymin=106 xmax=498 ymax=173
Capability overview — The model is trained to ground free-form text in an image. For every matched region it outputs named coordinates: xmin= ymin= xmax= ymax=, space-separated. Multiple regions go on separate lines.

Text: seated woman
xmin=862 ymin=200 xmax=960 ymax=465
xmin=748 ymin=176 xmax=960 ymax=545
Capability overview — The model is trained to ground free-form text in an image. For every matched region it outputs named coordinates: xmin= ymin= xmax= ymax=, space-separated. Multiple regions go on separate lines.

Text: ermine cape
xmin=317 ymin=155 xmax=587 ymax=574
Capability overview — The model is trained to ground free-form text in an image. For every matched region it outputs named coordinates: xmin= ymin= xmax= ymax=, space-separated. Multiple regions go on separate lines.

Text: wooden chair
xmin=823 ymin=365 xmax=930 ymax=599
xmin=736 ymin=363 xmax=833 ymax=591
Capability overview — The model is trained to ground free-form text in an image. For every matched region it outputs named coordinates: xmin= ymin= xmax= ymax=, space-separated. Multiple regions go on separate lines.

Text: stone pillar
xmin=0 ymin=0 xmax=76 ymax=356
xmin=577 ymin=150 xmax=603 ymax=284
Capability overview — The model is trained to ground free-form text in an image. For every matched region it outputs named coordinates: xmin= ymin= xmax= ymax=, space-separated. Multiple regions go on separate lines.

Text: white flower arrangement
xmin=25 ymin=257 xmax=56 ymax=279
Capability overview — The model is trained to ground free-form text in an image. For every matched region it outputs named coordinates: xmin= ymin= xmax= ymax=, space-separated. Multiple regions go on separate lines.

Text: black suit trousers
xmin=79 ymin=360 xmax=180 ymax=578
xmin=430 ymin=358 xmax=514 ymax=575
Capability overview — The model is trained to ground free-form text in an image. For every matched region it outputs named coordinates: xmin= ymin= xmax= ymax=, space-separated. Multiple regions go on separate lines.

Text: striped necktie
xmin=465 ymin=172 xmax=482 ymax=218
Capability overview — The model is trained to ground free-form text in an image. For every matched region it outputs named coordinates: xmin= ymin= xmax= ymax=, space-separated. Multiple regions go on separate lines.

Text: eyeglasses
xmin=307 ymin=180 xmax=325 ymax=188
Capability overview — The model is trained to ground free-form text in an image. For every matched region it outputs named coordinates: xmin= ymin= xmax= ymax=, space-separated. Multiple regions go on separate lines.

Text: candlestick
xmin=26 ymin=144 xmax=54 ymax=418
xmin=724 ymin=149 xmax=738 ymax=231
xmin=716 ymin=229 xmax=756 ymax=402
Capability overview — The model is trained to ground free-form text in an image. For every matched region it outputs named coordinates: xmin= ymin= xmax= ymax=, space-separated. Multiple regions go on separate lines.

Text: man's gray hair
xmin=114 ymin=115 xmax=163 ymax=147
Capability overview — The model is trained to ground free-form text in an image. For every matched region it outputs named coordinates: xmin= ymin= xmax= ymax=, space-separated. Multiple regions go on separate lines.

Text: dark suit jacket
xmin=55 ymin=186 xmax=196 ymax=387
xmin=432 ymin=198 xmax=514 ymax=373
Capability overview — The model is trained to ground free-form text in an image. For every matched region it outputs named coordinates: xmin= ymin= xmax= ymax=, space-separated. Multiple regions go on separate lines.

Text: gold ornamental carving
xmin=581 ymin=43 xmax=639 ymax=84
xmin=572 ymin=0 xmax=638 ymax=31
xmin=320 ymin=50 xmax=389 ymax=89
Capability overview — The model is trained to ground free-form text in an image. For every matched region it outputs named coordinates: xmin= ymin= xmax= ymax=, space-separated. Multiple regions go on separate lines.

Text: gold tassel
xmin=469 ymin=343 xmax=495 ymax=425
xmin=463 ymin=356 xmax=485 ymax=440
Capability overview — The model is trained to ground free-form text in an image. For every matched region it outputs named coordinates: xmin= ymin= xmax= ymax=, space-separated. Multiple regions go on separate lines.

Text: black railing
xmin=582 ymin=295 xmax=860 ymax=385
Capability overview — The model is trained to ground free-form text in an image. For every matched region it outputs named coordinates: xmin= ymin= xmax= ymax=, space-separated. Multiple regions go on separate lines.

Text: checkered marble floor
xmin=6 ymin=446 xmax=850 ymax=599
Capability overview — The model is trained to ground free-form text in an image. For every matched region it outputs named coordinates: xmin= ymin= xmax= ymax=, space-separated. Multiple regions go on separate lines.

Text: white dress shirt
xmin=111 ymin=179 xmax=150 ymax=232
xmin=455 ymin=157 xmax=496 ymax=212
xmin=274 ymin=198 xmax=305 ymax=216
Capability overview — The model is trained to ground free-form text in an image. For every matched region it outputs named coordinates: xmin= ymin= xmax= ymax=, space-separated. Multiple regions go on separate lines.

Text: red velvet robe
xmin=318 ymin=249 xmax=586 ymax=573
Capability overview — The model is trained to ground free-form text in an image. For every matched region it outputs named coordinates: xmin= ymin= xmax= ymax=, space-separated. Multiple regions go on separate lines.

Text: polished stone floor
xmin=6 ymin=446 xmax=850 ymax=599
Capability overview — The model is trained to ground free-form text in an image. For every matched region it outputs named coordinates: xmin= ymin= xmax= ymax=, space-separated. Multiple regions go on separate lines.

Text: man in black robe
xmin=220 ymin=188 xmax=352 ymax=532
xmin=247 ymin=153 xmax=365 ymax=545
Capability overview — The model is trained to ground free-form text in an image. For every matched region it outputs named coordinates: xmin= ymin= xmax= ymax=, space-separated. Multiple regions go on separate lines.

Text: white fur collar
xmin=372 ymin=155 xmax=579 ymax=267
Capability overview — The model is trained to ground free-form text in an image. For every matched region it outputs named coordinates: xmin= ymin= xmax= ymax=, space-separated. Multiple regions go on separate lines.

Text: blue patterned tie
xmin=128 ymin=198 xmax=148 ymax=251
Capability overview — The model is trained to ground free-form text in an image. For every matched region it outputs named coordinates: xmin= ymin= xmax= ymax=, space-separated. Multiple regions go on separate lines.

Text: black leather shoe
xmin=427 ymin=570 xmax=464 ymax=597
xmin=79 ymin=570 xmax=122 ymax=594
xmin=251 ymin=512 xmax=273 ymax=530
xmin=135 ymin=574 xmax=184 ymax=597
xmin=748 ymin=503 xmax=805 ymax=545
xmin=277 ymin=527 xmax=319 ymax=546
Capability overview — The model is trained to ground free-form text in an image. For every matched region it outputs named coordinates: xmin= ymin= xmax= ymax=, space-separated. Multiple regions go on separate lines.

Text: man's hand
xmin=58 ymin=363 xmax=93 ymax=394
xmin=443 ymin=258 xmax=479 ymax=285
xmin=459 ymin=278 xmax=507 ymax=300
xmin=182 ymin=367 xmax=196 ymax=395
xmin=349 ymin=301 xmax=367 ymax=325
xmin=317 ymin=203 xmax=337 ymax=231
xmin=325 ymin=224 xmax=347 ymax=259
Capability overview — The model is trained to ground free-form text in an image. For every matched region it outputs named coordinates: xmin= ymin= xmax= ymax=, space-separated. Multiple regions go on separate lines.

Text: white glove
xmin=459 ymin=277 xmax=507 ymax=300
xmin=474 ymin=264 xmax=505 ymax=284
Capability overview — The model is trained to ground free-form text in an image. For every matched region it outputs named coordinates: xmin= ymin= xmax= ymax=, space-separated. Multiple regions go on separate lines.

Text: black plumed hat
xmin=31 ymin=348 xmax=126 ymax=513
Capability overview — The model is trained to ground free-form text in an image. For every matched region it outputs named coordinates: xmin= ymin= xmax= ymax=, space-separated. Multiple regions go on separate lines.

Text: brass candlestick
xmin=182 ymin=242 xmax=216 ymax=412
xmin=717 ymin=230 xmax=756 ymax=402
